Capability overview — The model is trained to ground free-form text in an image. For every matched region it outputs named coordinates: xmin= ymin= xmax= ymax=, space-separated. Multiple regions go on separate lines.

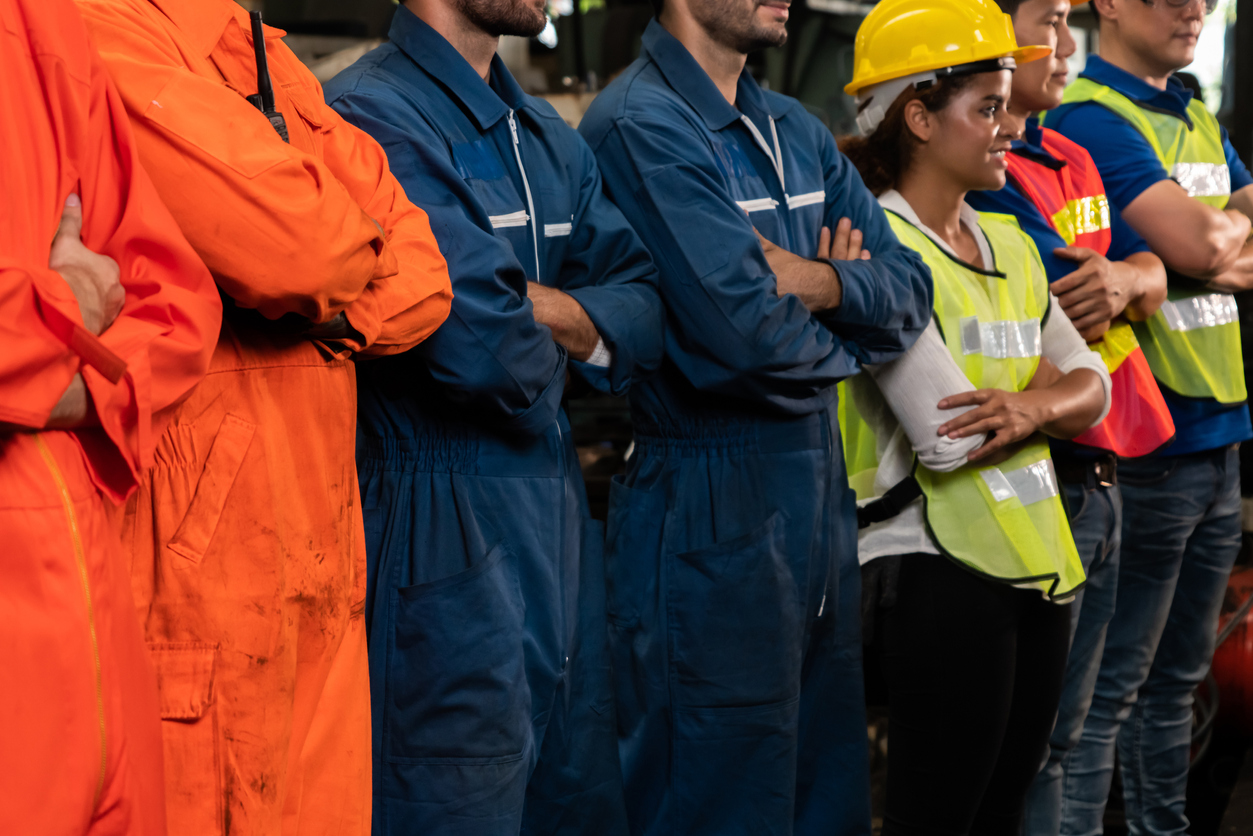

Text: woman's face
xmin=915 ymin=70 xmax=1018 ymax=192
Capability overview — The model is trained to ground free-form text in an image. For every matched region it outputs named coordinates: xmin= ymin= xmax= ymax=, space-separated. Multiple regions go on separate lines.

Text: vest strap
xmin=857 ymin=475 xmax=923 ymax=529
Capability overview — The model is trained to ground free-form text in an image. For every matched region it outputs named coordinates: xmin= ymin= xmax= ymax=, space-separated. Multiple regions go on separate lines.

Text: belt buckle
xmin=1096 ymin=457 xmax=1115 ymax=488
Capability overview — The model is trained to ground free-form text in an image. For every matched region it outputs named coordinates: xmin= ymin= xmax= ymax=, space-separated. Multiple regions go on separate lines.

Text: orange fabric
xmin=75 ymin=1 xmax=453 ymax=833
xmin=0 ymin=0 xmax=220 ymax=832
xmin=76 ymin=0 xmax=452 ymax=356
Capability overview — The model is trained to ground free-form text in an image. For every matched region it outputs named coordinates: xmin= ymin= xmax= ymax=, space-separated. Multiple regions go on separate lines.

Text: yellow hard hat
xmin=843 ymin=0 xmax=1052 ymax=98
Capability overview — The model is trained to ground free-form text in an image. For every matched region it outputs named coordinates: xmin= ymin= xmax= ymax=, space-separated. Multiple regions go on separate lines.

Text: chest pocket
xmin=710 ymin=136 xmax=780 ymax=225
xmin=452 ymin=138 xmax=533 ymax=259
xmin=279 ymin=81 xmax=325 ymax=156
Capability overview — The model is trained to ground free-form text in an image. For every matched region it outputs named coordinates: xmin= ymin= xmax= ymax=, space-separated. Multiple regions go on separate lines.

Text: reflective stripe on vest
xmin=1003 ymin=126 xmax=1175 ymax=455
xmin=838 ymin=209 xmax=1085 ymax=601
xmin=1057 ymin=78 xmax=1245 ymax=403
xmin=961 ymin=316 xmax=1041 ymax=359
xmin=1159 ymin=293 xmax=1239 ymax=332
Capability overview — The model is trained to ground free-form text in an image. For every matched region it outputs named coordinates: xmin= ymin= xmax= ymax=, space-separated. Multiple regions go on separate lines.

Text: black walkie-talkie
xmin=245 ymin=11 xmax=290 ymax=143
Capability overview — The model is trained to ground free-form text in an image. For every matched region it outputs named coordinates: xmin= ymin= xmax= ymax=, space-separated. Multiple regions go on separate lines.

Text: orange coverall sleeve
xmin=77 ymin=3 xmax=451 ymax=353
xmin=302 ymin=76 xmax=454 ymax=356
xmin=0 ymin=2 xmax=220 ymax=502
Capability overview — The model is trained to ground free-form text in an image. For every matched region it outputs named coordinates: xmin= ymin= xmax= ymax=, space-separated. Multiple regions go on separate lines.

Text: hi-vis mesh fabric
xmin=1058 ymin=78 xmax=1244 ymax=404
xmin=839 ymin=211 xmax=1084 ymax=600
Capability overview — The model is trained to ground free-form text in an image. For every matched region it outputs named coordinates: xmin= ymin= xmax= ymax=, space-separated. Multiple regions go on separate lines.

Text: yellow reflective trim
xmin=35 ymin=435 xmax=106 ymax=809
xmin=1049 ymin=195 xmax=1110 ymax=247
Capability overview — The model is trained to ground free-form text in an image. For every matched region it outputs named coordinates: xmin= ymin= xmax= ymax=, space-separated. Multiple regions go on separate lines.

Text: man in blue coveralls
xmin=1039 ymin=0 xmax=1253 ymax=830
xmin=325 ymin=0 xmax=663 ymax=831
xmin=577 ymin=0 xmax=933 ymax=831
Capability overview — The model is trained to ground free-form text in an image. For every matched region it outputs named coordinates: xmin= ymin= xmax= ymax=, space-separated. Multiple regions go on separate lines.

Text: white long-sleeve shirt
xmin=854 ymin=191 xmax=1112 ymax=565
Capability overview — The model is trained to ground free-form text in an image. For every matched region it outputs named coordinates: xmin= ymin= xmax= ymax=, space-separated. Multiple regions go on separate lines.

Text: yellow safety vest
xmin=839 ymin=210 xmax=1085 ymax=600
xmin=1057 ymin=78 xmax=1245 ymax=403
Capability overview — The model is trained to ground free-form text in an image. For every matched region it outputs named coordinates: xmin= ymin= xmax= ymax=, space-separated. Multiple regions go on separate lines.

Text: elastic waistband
xmin=357 ymin=422 xmax=568 ymax=478
xmin=632 ymin=410 xmax=830 ymax=454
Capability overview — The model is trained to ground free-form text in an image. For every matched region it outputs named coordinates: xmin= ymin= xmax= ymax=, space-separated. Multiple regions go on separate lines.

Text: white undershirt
xmin=854 ymin=191 xmax=1112 ymax=565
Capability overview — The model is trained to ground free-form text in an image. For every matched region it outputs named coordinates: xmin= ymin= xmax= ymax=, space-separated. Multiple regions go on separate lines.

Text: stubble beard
xmin=692 ymin=0 xmax=787 ymax=54
xmin=454 ymin=0 xmax=549 ymax=38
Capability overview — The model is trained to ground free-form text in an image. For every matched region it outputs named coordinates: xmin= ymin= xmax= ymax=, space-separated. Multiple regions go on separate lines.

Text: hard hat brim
xmin=844 ymin=43 xmax=1053 ymax=96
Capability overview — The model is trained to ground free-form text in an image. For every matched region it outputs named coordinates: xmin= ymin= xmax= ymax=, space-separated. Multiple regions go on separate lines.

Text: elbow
xmin=1127 ymin=257 xmax=1168 ymax=321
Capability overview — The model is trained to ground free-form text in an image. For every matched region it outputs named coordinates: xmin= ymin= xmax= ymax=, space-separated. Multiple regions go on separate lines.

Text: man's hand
xmin=1049 ymin=247 xmax=1129 ymax=340
xmin=49 ymin=194 xmax=124 ymax=335
xmin=757 ymin=217 xmax=869 ymax=313
xmin=528 ymin=282 xmax=600 ymax=362
xmin=45 ymin=374 xmax=90 ymax=428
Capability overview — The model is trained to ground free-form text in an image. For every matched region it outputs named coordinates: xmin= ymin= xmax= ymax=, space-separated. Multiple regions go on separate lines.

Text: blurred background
xmin=236 ymin=1 xmax=1253 ymax=831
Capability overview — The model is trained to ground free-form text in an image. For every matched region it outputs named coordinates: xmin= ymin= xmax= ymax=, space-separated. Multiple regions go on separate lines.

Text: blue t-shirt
xmin=1045 ymin=55 xmax=1253 ymax=455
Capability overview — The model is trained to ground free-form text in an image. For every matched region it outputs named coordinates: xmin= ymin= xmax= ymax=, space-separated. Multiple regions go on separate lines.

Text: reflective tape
xmin=1159 ymin=293 xmax=1239 ymax=332
xmin=543 ymin=222 xmax=572 ymax=238
xmin=980 ymin=459 xmax=1060 ymax=506
xmin=786 ymin=190 xmax=825 ymax=210
xmin=1171 ymin=162 xmax=1230 ymax=199
xmin=960 ymin=316 xmax=1042 ymax=359
xmin=489 ymin=209 xmax=528 ymax=229
xmin=736 ymin=197 xmax=779 ymax=213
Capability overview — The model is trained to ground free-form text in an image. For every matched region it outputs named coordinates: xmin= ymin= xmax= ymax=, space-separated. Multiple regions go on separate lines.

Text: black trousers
xmin=878 ymin=553 xmax=1072 ymax=836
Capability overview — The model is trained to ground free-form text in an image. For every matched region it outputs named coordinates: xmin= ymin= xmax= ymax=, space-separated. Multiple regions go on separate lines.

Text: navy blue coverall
xmin=577 ymin=21 xmax=932 ymax=836
xmin=326 ymin=8 xmax=663 ymax=834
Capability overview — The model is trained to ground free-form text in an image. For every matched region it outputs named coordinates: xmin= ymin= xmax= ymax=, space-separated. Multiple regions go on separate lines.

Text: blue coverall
xmin=326 ymin=8 xmax=663 ymax=834
xmin=577 ymin=20 xmax=932 ymax=836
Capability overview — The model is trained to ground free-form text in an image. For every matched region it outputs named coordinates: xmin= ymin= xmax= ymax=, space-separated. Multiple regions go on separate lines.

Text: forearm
xmin=528 ymin=282 xmax=600 ymax=361
xmin=776 ymin=261 xmax=842 ymax=312
xmin=1119 ymin=251 xmax=1168 ymax=321
xmin=1026 ymin=368 xmax=1105 ymax=439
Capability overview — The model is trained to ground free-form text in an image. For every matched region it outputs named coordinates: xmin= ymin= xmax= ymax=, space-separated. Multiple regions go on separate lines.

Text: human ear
xmin=903 ymin=98 xmax=932 ymax=143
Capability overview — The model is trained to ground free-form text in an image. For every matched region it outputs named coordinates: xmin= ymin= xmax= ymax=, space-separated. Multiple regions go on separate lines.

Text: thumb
xmin=53 ymin=194 xmax=84 ymax=248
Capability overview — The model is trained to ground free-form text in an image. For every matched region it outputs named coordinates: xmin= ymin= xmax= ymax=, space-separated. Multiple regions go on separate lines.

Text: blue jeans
xmin=1058 ymin=446 xmax=1241 ymax=836
xmin=1022 ymin=479 xmax=1122 ymax=836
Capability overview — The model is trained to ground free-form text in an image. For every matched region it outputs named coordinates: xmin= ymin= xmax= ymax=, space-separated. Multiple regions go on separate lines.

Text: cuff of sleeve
xmin=586 ymin=337 xmax=612 ymax=368
xmin=819 ymin=258 xmax=873 ymax=326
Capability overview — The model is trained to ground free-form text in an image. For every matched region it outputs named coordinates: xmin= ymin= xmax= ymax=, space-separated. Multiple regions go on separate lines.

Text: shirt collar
xmin=639 ymin=19 xmax=791 ymax=131
xmin=389 ymin=4 xmax=526 ymax=131
xmin=1080 ymin=53 xmax=1195 ymax=125
xmin=1010 ymin=114 xmax=1066 ymax=170
xmin=147 ymin=0 xmax=237 ymax=58
xmin=878 ymin=189 xmax=995 ymax=271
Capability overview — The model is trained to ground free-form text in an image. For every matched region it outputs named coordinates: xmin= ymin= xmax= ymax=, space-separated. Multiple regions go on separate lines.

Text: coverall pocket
xmin=166 ymin=413 xmax=255 ymax=565
xmin=150 ymin=642 xmax=223 ymax=836
xmin=667 ymin=510 xmax=802 ymax=708
xmin=383 ymin=542 xmax=529 ymax=766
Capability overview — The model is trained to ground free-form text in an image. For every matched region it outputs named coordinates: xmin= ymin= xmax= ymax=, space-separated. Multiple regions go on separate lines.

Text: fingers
xmin=52 ymin=194 xmax=84 ymax=251
xmin=1052 ymin=246 xmax=1095 ymax=263
xmin=936 ymin=389 xmax=991 ymax=411
xmin=831 ymin=217 xmax=853 ymax=260
xmin=967 ymin=432 xmax=1011 ymax=462
xmin=848 ymin=227 xmax=864 ymax=261
xmin=816 ymin=226 xmax=832 ymax=260
xmin=1048 ymin=266 xmax=1093 ymax=296
xmin=861 ymin=249 xmax=871 ymax=260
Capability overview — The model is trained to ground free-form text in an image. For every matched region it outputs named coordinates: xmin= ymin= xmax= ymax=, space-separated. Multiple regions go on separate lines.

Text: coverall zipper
xmin=35 ymin=435 xmax=106 ymax=808
xmin=507 ymin=110 xmax=543 ymax=280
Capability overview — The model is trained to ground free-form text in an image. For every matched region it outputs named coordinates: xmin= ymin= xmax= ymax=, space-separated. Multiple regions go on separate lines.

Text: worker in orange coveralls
xmin=73 ymin=0 xmax=455 ymax=833
xmin=0 ymin=0 xmax=222 ymax=833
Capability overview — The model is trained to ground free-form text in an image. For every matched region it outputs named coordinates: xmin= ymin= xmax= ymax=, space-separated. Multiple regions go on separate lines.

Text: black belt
xmin=1053 ymin=452 xmax=1117 ymax=489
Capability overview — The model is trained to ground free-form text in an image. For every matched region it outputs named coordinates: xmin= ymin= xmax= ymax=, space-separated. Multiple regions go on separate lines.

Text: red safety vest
xmin=1007 ymin=127 xmax=1175 ymax=457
